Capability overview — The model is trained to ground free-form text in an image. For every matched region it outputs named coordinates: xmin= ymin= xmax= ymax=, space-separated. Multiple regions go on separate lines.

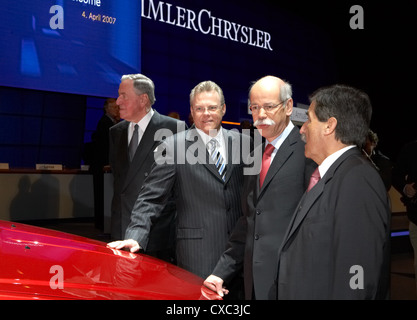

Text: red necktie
xmin=307 ymin=167 xmax=320 ymax=192
xmin=259 ymin=144 xmax=275 ymax=188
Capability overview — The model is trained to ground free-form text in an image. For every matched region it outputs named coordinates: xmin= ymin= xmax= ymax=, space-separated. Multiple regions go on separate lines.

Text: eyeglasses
xmin=193 ymin=105 xmax=222 ymax=114
xmin=249 ymin=99 xmax=289 ymax=113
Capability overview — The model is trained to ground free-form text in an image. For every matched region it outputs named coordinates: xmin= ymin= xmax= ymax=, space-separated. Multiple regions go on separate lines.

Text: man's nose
xmin=257 ymin=107 xmax=267 ymax=119
xmin=300 ymin=122 xmax=306 ymax=134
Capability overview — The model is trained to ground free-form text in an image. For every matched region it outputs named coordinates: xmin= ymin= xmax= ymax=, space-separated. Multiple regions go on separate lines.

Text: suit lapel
xmin=186 ymin=127 xmax=231 ymax=183
xmin=123 ymin=111 xmax=161 ymax=189
xmin=257 ymin=127 xmax=298 ymax=198
xmin=285 ymin=178 xmax=325 ymax=242
xmin=223 ymin=129 xmax=238 ymax=184
xmin=115 ymin=121 xmax=129 ymax=163
xmin=282 ymin=147 xmax=360 ymax=246
xmin=133 ymin=111 xmax=161 ymax=164
xmin=185 ymin=127 xmax=218 ymax=179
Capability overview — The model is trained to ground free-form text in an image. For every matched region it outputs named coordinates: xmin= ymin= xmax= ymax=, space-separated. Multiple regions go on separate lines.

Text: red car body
xmin=0 ymin=220 xmax=220 ymax=300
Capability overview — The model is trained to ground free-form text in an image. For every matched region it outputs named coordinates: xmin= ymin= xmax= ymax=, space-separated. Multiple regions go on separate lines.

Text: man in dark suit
xmin=109 ymin=73 xmax=185 ymax=262
xmin=204 ymin=76 xmax=315 ymax=299
xmin=108 ymin=81 xmax=251 ymax=287
xmin=277 ymin=84 xmax=391 ymax=299
xmin=88 ymin=98 xmax=120 ymax=230
xmin=92 ymin=98 xmax=120 ymax=166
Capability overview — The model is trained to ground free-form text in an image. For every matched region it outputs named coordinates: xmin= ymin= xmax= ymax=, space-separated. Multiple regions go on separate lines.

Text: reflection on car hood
xmin=0 ymin=220 xmax=207 ymax=300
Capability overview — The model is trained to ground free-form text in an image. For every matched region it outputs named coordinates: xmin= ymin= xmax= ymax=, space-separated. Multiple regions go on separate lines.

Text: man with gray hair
xmin=204 ymin=75 xmax=315 ymax=299
xmin=109 ymin=81 xmax=251 ymax=297
xmin=109 ymin=73 xmax=185 ymax=262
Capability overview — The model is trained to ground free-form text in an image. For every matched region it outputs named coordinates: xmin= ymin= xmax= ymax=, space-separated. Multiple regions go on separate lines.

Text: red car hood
xmin=0 ymin=220 xmax=216 ymax=300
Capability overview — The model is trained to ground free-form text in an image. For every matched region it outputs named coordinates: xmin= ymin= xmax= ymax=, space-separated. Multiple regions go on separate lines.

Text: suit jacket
xmin=212 ymin=126 xmax=315 ymax=299
xmin=109 ymin=110 xmax=185 ymax=253
xmin=83 ymin=114 xmax=116 ymax=168
xmin=125 ymin=127 xmax=251 ymax=279
xmin=91 ymin=114 xmax=117 ymax=168
xmin=277 ymin=147 xmax=391 ymax=299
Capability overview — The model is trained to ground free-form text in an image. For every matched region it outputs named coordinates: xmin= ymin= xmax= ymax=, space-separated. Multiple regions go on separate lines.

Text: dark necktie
xmin=307 ymin=167 xmax=320 ymax=192
xmin=259 ymin=143 xmax=275 ymax=188
xmin=207 ymin=139 xmax=226 ymax=181
xmin=129 ymin=124 xmax=139 ymax=161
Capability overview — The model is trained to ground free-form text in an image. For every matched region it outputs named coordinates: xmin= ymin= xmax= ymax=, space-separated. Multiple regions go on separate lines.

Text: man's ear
xmin=285 ymin=99 xmax=293 ymax=116
xmin=324 ymin=117 xmax=337 ymax=135
xmin=140 ymin=93 xmax=149 ymax=105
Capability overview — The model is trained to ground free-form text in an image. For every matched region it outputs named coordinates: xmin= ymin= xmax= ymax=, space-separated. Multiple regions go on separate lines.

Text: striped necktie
xmin=207 ymin=139 xmax=226 ymax=181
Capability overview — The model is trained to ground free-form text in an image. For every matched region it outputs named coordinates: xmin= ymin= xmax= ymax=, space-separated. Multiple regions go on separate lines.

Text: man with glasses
xmin=204 ymin=75 xmax=315 ymax=299
xmin=108 ymin=81 xmax=251 ymax=297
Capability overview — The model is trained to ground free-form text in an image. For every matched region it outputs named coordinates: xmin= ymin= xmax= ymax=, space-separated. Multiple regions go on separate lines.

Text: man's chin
xmin=202 ymin=125 xmax=220 ymax=135
xmin=256 ymin=126 xmax=270 ymax=136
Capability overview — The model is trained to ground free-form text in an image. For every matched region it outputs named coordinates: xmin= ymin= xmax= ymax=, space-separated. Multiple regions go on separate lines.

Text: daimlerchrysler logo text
xmin=141 ymin=0 xmax=273 ymax=51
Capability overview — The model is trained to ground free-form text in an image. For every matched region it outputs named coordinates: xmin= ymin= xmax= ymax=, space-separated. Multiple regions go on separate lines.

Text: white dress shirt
xmin=128 ymin=109 xmax=154 ymax=146
xmin=318 ymin=145 xmax=356 ymax=178
xmin=265 ymin=121 xmax=295 ymax=163
xmin=195 ymin=127 xmax=227 ymax=163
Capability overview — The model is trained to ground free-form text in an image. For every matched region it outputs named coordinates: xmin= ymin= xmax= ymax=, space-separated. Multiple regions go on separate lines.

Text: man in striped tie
xmin=207 ymin=138 xmax=226 ymax=181
xmin=109 ymin=81 xmax=251 ymax=298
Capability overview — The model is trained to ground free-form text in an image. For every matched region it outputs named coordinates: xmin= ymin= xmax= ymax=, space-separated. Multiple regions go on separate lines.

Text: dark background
xmin=301 ymin=1 xmax=417 ymax=160
xmin=0 ymin=0 xmax=415 ymax=167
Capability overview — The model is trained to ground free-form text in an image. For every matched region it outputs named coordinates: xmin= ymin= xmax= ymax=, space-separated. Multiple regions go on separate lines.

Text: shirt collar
xmin=195 ymin=127 xmax=225 ymax=147
xmin=318 ymin=145 xmax=356 ymax=178
xmin=266 ymin=121 xmax=295 ymax=151
xmin=130 ymin=109 xmax=154 ymax=132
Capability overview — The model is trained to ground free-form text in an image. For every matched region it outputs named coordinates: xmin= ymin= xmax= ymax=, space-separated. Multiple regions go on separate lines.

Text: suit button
xmin=254 ymin=234 xmax=259 ymax=240
xmin=256 ymin=210 xmax=261 ymax=215
xmin=144 ymin=172 xmax=148 ymax=177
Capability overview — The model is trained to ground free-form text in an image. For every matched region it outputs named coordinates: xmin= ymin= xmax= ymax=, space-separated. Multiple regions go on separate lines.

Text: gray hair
xmin=310 ymin=84 xmax=372 ymax=147
xmin=279 ymin=81 xmax=292 ymax=107
xmin=121 ymin=74 xmax=156 ymax=105
xmin=189 ymin=80 xmax=225 ymax=106
xmin=248 ymin=77 xmax=292 ymax=107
